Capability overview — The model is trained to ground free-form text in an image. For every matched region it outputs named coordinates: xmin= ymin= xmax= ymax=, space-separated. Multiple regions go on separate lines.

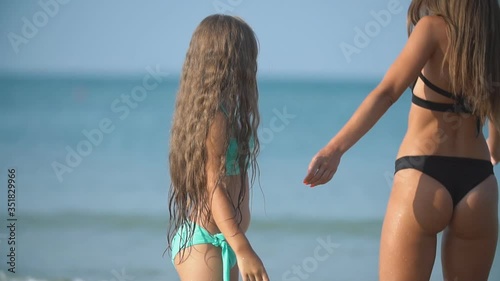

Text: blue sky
xmin=0 ymin=0 xmax=411 ymax=79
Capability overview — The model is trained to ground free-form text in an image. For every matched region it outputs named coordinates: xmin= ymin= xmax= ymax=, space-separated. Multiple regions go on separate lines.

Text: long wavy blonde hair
xmin=167 ymin=14 xmax=260 ymax=257
xmin=407 ymin=0 xmax=500 ymax=128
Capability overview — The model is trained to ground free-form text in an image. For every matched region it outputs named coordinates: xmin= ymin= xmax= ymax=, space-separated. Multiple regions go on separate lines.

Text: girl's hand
xmin=236 ymin=247 xmax=269 ymax=281
xmin=303 ymin=146 xmax=342 ymax=187
xmin=487 ymin=137 xmax=500 ymax=165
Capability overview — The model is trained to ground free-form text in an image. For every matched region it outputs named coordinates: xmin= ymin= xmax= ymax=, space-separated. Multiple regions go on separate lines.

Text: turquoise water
xmin=0 ymin=75 xmax=498 ymax=281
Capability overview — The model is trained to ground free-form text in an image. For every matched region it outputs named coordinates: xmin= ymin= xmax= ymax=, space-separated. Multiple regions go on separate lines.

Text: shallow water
xmin=0 ymin=75 xmax=498 ymax=281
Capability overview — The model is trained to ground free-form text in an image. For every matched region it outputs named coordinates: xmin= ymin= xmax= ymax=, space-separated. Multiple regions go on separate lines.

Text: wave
xmin=10 ymin=211 xmax=383 ymax=235
xmin=0 ymin=271 xmax=78 ymax=281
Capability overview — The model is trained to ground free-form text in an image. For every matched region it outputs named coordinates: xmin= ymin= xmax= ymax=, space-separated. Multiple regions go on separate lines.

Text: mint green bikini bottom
xmin=171 ymin=223 xmax=237 ymax=281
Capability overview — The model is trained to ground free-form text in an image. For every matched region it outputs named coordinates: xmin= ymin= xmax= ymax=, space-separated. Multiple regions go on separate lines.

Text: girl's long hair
xmin=408 ymin=0 xmax=500 ymax=128
xmin=167 ymin=14 xmax=260 ymax=260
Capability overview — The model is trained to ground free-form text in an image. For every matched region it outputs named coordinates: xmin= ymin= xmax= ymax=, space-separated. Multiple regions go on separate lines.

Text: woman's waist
xmin=398 ymin=130 xmax=490 ymax=160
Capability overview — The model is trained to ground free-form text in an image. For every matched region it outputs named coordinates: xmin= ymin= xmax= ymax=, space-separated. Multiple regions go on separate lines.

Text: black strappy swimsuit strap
xmin=411 ymin=94 xmax=457 ymax=112
xmin=411 ymin=73 xmax=481 ymax=135
xmin=418 ymin=73 xmax=455 ymax=99
xmin=412 ymin=73 xmax=471 ymax=112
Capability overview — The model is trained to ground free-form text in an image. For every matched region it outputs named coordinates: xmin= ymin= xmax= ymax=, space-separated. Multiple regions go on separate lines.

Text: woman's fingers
xmin=305 ymin=160 xmax=327 ymax=186
xmin=321 ymin=168 xmax=336 ymax=185
xmin=304 ymin=158 xmax=321 ymax=184
xmin=262 ymin=271 xmax=270 ymax=281
xmin=313 ymin=168 xmax=333 ymax=187
xmin=309 ymin=168 xmax=329 ymax=187
xmin=304 ymin=150 xmax=341 ymax=187
xmin=305 ymin=157 xmax=338 ymax=187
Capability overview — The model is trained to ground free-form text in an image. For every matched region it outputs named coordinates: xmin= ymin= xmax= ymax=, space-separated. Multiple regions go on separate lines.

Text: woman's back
xmin=398 ymin=16 xmax=491 ymax=160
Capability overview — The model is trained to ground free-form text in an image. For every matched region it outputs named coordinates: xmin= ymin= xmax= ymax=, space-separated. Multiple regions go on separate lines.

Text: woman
xmin=167 ymin=15 xmax=269 ymax=281
xmin=304 ymin=1 xmax=500 ymax=280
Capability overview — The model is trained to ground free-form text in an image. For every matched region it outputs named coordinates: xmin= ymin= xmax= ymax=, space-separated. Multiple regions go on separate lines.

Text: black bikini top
xmin=410 ymin=73 xmax=481 ymax=135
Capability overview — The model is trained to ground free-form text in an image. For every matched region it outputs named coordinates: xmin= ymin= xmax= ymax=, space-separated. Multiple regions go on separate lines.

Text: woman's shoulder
xmin=416 ymin=15 xmax=447 ymax=34
xmin=412 ymin=16 xmax=448 ymax=48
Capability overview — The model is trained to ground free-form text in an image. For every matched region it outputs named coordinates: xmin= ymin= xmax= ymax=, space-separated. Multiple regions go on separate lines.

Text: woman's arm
xmin=304 ymin=16 xmax=443 ymax=186
xmin=487 ymin=119 xmax=500 ymax=165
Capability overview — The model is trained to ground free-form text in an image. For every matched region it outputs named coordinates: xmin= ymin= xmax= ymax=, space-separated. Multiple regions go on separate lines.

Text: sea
xmin=0 ymin=74 xmax=499 ymax=281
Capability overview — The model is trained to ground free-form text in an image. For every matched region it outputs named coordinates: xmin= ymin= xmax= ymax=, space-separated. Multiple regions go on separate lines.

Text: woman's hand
xmin=487 ymin=137 xmax=499 ymax=165
xmin=236 ymin=247 xmax=269 ymax=281
xmin=303 ymin=146 xmax=343 ymax=187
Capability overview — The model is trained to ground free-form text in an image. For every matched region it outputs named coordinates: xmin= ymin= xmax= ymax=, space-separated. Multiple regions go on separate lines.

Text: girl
xmin=304 ymin=1 xmax=500 ymax=280
xmin=167 ymin=15 xmax=269 ymax=281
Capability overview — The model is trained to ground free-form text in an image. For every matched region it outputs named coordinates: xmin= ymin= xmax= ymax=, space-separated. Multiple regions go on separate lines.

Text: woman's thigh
xmin=442 ymin=175 xmax=498 ymax=281
xmin=379 ymin=169 xmax=454 ymax=281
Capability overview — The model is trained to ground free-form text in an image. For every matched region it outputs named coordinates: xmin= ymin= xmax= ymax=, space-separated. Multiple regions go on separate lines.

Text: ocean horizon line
xmin=0 ymin=70 xmax=381 ymax=85
xmin=3 ymin=210 xmax=385 ymax=232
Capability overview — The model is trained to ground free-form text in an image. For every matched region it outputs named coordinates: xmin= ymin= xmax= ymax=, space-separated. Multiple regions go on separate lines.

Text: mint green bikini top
xmin=219 ymin=105 xmax=254 ymax=176
xmin=226 ymin=138 xmax=242 ymax=176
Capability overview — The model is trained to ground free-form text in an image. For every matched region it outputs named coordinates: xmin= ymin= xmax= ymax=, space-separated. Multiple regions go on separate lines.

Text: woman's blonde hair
xmin=167 ymin=14 xmax=260 ymax=259
xmin=408 ymin=0 xmax=500 ymax=127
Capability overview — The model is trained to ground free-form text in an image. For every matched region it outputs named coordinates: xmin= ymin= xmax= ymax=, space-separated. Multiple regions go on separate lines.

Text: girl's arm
xmin=206 ymin=113 xmax=269 ymax=280
xmin=304 ymin=16 xmax=443 ymax=186
xmin=206 ymin=112 xmax=251 ymax=253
